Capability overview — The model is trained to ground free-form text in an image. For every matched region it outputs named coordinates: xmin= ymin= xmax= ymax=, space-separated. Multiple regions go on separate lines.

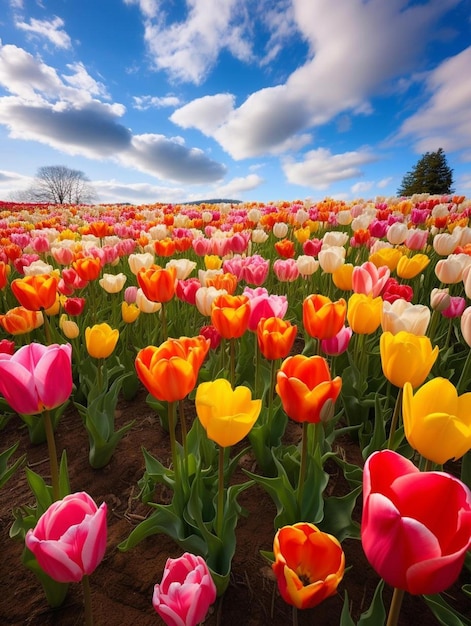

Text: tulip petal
xmin=0 ymin=360 xmax=40 ymax=414
xmin=25 ymin=534 xmax=84 ymax=583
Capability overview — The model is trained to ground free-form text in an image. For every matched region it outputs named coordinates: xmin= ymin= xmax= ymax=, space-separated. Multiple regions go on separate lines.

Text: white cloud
xmin=351 ymin=181 xmax=374 ymax=194
xmin=0 ymin=168 xmax=33 ymax=198
xmin=170 ymin=93 xmax=235 ymax=135
xmin=15 ymin=16 xmax=72 ymax=50
xmin=212 ymin=174 xmax=264 ymax=199
xmin=377 ymin=177 xmax=393 ymax=189
xmin=0 ymin=43 xmax=226 ymax=185
xmin=170 ymin=0 xmax=462 ymax=159
xmin=123 ymin=0 xmax=159 ymax=20
xmin=397 ymin=46 xmax=471 ymax=155
xmin=282 ymin=147 xmax=378 ymax=189
xmin=133 ymin=94 xmax=181 ymax=110
xmin=92 ymin=179 xmax=186 ymax=204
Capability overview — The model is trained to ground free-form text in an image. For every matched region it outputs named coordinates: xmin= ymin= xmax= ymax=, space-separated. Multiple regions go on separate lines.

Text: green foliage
xmin=397 ymin=148 xmax=453 ymax=196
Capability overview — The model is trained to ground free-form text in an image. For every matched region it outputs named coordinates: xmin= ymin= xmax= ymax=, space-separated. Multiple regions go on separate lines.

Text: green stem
xmin=179 ymin=400 xmax=188 ymax=472
xmin=292 ymin=605 xmax=298 ymax=626
xmin=254 ymin=338 xmax=261 ymax=399
xmin=457 ymin=348 xmax=471 ymax=394
xmin=230 ymin=338 xmax=236 ymax=388
xmin=422 ymin=457 xmax=433 ymax=472
xmin=82 ymin=574 xmax=94 ymax=626
xmin=267 ymin=358 xmax=277 ymax=425
xmin=297 ymin=422 xmax=309 ymax=515
xmin=160 ymin=302 xmax=167 ymax=342
xmin=427 ymin=308 xmax=441 ymax=344
xmin=42 ymin=312 xmax=52 ymax=345
xmin=167 ymin=402 xmax=179 ymax=483
xmin=216 ymin=445 xmax=225 ymax=538
xmin=386 ymin=587 xmax=405 ymax=626
xmin=43 ymin=409 xmax=60 ymax=501
xmin=387 ymin=387 xmax=403 ymax=450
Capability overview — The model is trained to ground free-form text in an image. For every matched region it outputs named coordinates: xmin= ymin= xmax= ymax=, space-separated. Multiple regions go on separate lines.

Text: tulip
xmin=251 ymin=228 xmax=268 ymax=244
xmin=404 ymin=228 xmax=428 ymax=251
xmin=243 ymin=287 xmax=288 ymax=331
xmin=380 ymin=331 xmax=438 ymax=388
xmin=59 ymin=315 xmax=80 ymax=340
xmin=430 ymin=287 xmax=451 ymax=312
xmin=435 ymin=253 xmax=471 ymax=284
xmin=323 ymin=231 xmax=349 ymax=247
xmin=461 ymin=306 xmax=471 ymax=347
xmin=433 ymin=231 xmax=460 ymax=256
xmin=0 ymin=342 xmax=72 ymax=415
xmin=276 ymin=355 xmax=341 ymax=423
xmin=195 ymin=286 xmax=227 ymax=316
xmin=320 ymin=325 xmax=352 ymax=356
xmin=23 ymin=260 xmax=54 ymax=276
xmin=257 ymin=317 xmax=297 ymax=360
xmin=295 ymin=254 xmax=319 ymax=278
xmin=0 ymin=260 xmax=11 ymax=289
xmin=386 ymin=222 xmax=408 ymax=245
xmin=195 ymin=378 xmax=261 ymax=447
xmin=154 ymin=238 xmax=176 ymax=257
xmin=121 ymin=301 xmax=140 ymax=324
xmin=63 ymin=297 xmax=86 ymax=316
xmin=135 ymin=288 xmax=162 ymax=314
xmin=381 ymin=277 xmax=413 ymax=304
xmin=73 ymin=256 xmax=102 ymax=281
xmin=0 ymin=306 xmax=43 ymax=335
xmin=0 ymin=338 xmax=15 ymax=354
xmin=402 ymin=378 xmax=471 ymax=464
xmin=303 ymin=294 xmax=347 ymax=340
xmin=11 ymin=274 xmax=59 ymax=311
xmin=273 ymin=222 xmax=289 ymax=238
xmin=206 ymin=272 xmax=238 ymax=295
xmin=85 ymin=323 xmax=119 ymax=359
xmin=332 ymin=263 xmax=353 ymax=291
xmin=441 ymin=296 xmax=466 ymax=319
xmin=352 ymin=261 xmax=390 ymax=297
xmin=274 ymin=239 xmax=295 ymax=259
xmin=273 ymin=258 xmax=299 ymax=282
xmin=396 ymin=254 xmax=430 ymax=279
xmin=137 ymin=265 xmax=176 ymax=303
xmin=128 ymin=252 xmax=155 ymax=275
xmin=136 ymin=336 xmax=209 ymax=403
xmin=166 ymin=258 xmax=197 ymax=281
xmin=368 ymin=247 xmax=402 ymax=271
xmin=381 ymin=300 xmax=430 ymax=336
xmin=25 ymin=492 xmax=107 ymax=583
xmin=318 ymin=246 xmax=345 ymax=273
xmin=204 ymin=254 xmax=223 ymax=270
xmin=152 ymin=552 xmax=217 ymax=626
xmin=199 ymin=324 xmax=222 ymax=350
xmin=347 ymin=294 xmax=382 ymax=335
xmin=98 ymin=272 xmax=127 ymax=294
xmin=361 ymin=449 xmax=471 ymax=594
xmin=272 ymin=522 xmax=345 ymax=609
xmin=211 ymin=294 xmax=250 ymax=339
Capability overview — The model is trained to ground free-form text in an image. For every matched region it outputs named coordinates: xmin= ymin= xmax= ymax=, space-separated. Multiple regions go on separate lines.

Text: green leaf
xmin=423 ymin=594 xmax=471 ymax=626
xmin=340 ymin=592 xmax=356 ymax=626
xmin=319 ymin=486 xmax=361 ymax=542
xmin=357 ymin=579 xmax=386 ymax=625
xmin=0 ymin=441 xmax=26 ymax=489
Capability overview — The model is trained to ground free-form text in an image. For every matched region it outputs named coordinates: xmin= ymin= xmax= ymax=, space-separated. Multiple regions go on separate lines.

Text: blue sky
xmin=0 ymin=0 xmax=470 ymax=205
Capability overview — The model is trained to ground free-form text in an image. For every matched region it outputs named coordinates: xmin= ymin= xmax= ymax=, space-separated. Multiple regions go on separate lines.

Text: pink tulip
xmin=25 ymin=492 xmax=107 ymax=583
xmin=273 ymin=258 xmax=299 ymax=282
xmin=362 ymin=450 xmax=471 ymax=595
xmin=176 ymin=278 xmax=201 ymax=306
xmin=192 ymin=238 xmax=212 ymax=256
xmin=352 ymin=261 xmax=390 ymax=298
xmin=320 ymin=326 xmax=352 ymax=356
xmin=243 ymin=286 xmax=288 ymax=331
xmin=441 ymin=296 xmax=466 ymax=319
xmin=241 ymin=255 xmax=270 ymax=286
xmin=0 ymin=342 xmax=72 ymax=415
xmin=152 ymin=552 xmax=217 ymax=626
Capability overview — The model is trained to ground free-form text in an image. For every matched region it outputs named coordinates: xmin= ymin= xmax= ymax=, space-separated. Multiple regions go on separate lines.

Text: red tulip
xmin=362 ymin=450 xmax=471 ymax=594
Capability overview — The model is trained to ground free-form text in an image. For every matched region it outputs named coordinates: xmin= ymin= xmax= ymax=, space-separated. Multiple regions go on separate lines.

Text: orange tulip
xmin=210 ymin=294 xmax=250 ymax=339
xmin=206 ymin=272 xmax=238 ymax=295
xmin=302 ymin=294 xmax=347 ymax=340
xmin=87 ymin=221 xmax=110 ymax=238
xmin=274 ymin=239 xmax=295 ymax=259
xmin=0 ymin=306 xmax=44 ymax=335
xmin=0 ymin=261 xmax=10 ymax=290
xmin=276 ymin=354 xmax=342 ymax=423
xmin=11 ymin=274 xmax=59 ymax=311
xmin=256 ymin=317 xmax=298 ymax=360
xmin=154 ymin=238 xmax=177 ymax=257
xmin=73 ymin=257 xmax=102 ymax=281
xmin=135 ymin=336 xmax=210 ymax=402
xmin=332 ymin=263 xmax=353 ymax=291
xmin=273 ymin=522 xmax=345 ymax=610
xmin=137 ymin=265 xmax=177 ymax=303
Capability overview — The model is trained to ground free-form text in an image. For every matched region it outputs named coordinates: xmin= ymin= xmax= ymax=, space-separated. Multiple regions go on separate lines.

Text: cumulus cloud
xmin=169 ymin=0 xmax=461 ymax=159
xmin=15 ymin=16 xmax=72 ymax=50
xmin=396 ymin=46 xmax=471 ymax=155
xmin=282 ymin=148 xmax=378 ymax=190
xmin=212 ymin=174 xmax=264 ymax=199
xmin=0 ymin=43 xmax=226 ymax=185
xmin=93 ymin=179 xmax=187 ymax=204
xmin=133 ymin=95 xmax=181 ymax=110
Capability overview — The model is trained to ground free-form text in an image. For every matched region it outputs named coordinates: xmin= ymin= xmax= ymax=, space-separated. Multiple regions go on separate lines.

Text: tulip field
xmin=0 ymin=195 xmax=470 ymax=625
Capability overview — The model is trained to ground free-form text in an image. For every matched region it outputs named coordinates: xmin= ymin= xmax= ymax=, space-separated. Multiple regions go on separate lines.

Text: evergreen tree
xmin=397 ymin=148 xmax=454 ymax=196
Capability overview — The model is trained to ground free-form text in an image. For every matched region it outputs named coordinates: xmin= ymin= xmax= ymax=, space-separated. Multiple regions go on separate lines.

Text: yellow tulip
xmin=369 ymin=247 xmax=403 ymax=272
xmin=346 ymin=294 xmax=382 ymax=334
xmin=403 ymin=378 xmax=471 ymax=464
xmin=121 ymin=301 xmax=140 ymax=324
xmin=204 ymin=255 xmax=223 ymax=270
xmin=195 ymin=378 xmax=261 ymax=447
xmin=396 ymin=254 xmax=430 ymax=279
xmin=380 ymin=331 xmax=438 ymax=388
xmin=85 ymin=323 xmax=119 ymax=359
xmin=332 ymin=263 xmax=353 ymax=291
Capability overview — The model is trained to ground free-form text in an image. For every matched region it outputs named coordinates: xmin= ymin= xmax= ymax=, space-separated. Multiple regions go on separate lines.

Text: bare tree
xmin=22 ymin=165 xmax=97 ymax=204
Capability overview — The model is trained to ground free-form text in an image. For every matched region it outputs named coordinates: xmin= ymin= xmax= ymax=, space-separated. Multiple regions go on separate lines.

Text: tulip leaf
xmin=462 ymin=585 xmax=471 ymax=599
xmin=22 ymin=546 xmax=69 ymax=608
xmin=340 ymin=592 xmax=356 ymax=626
xmin=319 ymin=486 xmax=361 ymax=542
xmin=0 ymin=441 xmax=26 ymax=489
xmin=461 ymin=449 xmax=471 ymax=490
xmin=423 ymin=594 xmax=471 ymax=626
xmin=360 ymin=394 xmax=389 ymax=459
xmin=357 ymin=579 xmax=385 ymax=625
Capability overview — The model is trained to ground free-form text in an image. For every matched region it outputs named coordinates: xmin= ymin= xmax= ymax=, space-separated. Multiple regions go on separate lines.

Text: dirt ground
xmin=0 ymin=388 xmax=468 ymax=626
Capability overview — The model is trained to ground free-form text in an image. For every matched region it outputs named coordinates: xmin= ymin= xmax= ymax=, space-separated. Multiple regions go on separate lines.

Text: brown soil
xmin=0 ymin=389 xmax=468 ymax=626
